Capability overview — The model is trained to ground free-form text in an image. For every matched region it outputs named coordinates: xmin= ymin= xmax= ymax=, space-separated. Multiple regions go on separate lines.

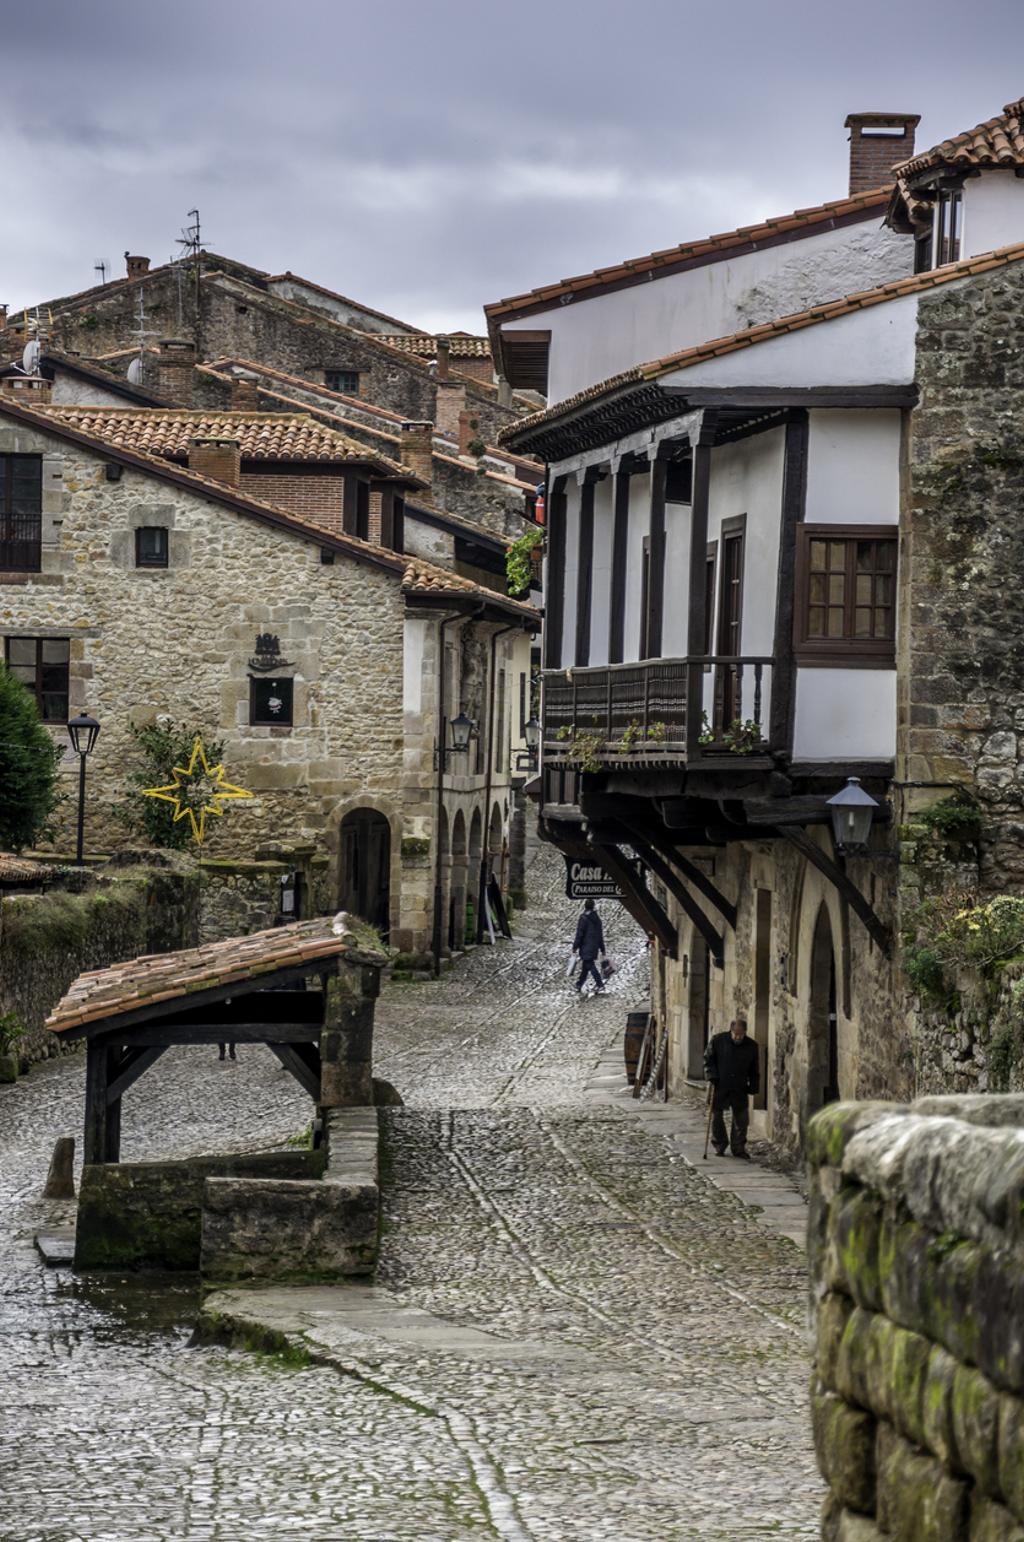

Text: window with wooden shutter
xmin=794 ymin=525 xmax=897 ymax=664
xmin=0 ymin=455 xmax=43 ymax=571
xmin=5 ymin=636 xmax=70 ymax=721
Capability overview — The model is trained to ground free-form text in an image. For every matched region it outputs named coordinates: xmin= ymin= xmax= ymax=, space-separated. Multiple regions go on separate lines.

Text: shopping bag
xmin=600 ymin=956 xmax=617 ymax=979
xmin=565 ymin=951 xmax=578 ymax=977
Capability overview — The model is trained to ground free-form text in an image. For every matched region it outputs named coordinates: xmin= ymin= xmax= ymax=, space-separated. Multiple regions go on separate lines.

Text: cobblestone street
xmin=0 ymin=849 xmax=820 ymax=1540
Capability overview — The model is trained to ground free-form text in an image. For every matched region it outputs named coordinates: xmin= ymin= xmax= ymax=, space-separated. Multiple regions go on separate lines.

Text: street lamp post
xmin=66 ymin=712 xmax=100 ymax=866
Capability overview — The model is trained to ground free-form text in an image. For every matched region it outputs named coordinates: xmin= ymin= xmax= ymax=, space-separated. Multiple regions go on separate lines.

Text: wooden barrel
xmin=624 ymin=1011 xmax=649 ymax=1084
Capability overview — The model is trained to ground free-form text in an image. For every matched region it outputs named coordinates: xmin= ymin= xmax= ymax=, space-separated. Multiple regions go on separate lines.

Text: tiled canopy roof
xmin=499 ymin=240 xmax=1024 ymax=449
xmin=46 ymin=916 xmax=384 ymax=1037
xmin=896 ymin=96 xmax=1024 ymax=179
xmin=0 ymin=854 xmax=58 ymax=885
xmin=42 ymin=407 xmax=414 ymax=479
xmin=485 ymin=186 xmax=893 ymax=320
xmin=378 ymin=334 xmax=492 ymax=358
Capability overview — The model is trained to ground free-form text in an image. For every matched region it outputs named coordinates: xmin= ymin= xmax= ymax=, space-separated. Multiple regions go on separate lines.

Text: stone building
xmin=0 ymin=392 xmax=538 ymax=961
xmin=492 ymin=96 xmax=1024 ymax=1151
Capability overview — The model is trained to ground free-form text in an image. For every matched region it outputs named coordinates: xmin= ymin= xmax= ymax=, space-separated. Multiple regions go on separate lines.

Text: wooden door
xmin=340 ymin=810 xmax=391 ymax=937
xmin=715 ymin=524 xmax=745 ymax=729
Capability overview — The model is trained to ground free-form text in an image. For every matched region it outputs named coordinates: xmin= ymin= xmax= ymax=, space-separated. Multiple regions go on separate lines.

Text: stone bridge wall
xmin=808 ymin=1095 xmax=1024 ymax=1541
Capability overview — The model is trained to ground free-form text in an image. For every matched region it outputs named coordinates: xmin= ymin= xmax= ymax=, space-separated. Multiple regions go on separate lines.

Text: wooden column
xmin=643 ymin=455 xmax=668 ymax=658
xmin=574 ymin=474 xmax=596 ymax=667
xmin=84 ymin=1041 xmax=121 ymax=1164
xmin=769 ymin=412 xmax=809 ymax=754
xmin=544 ymin=476 xmax=568 ymax=669
xmin=686 ymin=423 xmax=715 ymax=756
xmin=608 ymin=465 xmax=631 ymax=664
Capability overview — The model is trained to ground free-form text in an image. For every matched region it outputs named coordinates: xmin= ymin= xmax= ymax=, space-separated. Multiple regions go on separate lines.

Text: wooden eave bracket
xmin=782 ymin=827 xmax=892 ymax=958
xmin=584 ymin=830 xmax=678 ymax=958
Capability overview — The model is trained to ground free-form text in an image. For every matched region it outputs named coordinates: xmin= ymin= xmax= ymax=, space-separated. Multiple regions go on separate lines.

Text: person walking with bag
xmin=704 ymin=1018 xmax=759 ymax=1158
xmin=572 ymin=898 xmax=607 ymax=995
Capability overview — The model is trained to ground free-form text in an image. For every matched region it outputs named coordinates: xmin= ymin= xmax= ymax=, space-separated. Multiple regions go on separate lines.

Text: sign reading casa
xmin=564 ymin=856 xmax=645 ymax=900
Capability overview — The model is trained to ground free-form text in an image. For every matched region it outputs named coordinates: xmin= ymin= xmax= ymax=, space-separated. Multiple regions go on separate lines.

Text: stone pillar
xmin=125 ymin=254 xmax=151 ymax=280
xmin=320 ymin=964 xmax=380 ymax=1107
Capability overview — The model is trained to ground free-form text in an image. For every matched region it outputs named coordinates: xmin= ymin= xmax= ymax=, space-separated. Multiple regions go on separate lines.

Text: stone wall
xmin=197 ymin=854 xmax=330 ymax=944
xmin=0 ymin=856 xmax=200 ymax=1063
xmin=808 ymin=1095 xmax=1024 ymax=1541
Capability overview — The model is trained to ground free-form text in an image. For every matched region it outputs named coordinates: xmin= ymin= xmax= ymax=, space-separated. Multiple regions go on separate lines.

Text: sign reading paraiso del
xmin=564 ymin=856 xmax=645 ymax=901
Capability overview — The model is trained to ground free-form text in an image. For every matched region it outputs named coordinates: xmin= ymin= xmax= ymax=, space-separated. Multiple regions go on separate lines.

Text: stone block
xmin=831 ymin=1186 xmax=884 ymax=1310
xmin=999 ymin=1394 xmax=1024 ymax=1525
xmin=887 ymin=1324 xmax=932 ymax=1450
xmin=970 ymin=1494 xmax=1024 ymax=1542
xmin=876 ymin=1420 xmax=969 ymax=1540
xmin=953 ymin=1363 xmax=1003 ymax=1498
xmin=817 ymin=1291 xmax=855 ymax=1390
xmin=835 ymin=1308 xmax=889 ymax=1417
xmin=200 ymin=1174 xmax=378 ymax=1283
xmin=923 ymin=1346 xmax=960 ymax=1466
xmin=812 ymin=1386 xmax=876 ymax=1514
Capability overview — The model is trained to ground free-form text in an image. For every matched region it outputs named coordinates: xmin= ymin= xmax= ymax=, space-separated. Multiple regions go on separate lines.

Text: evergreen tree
xmin=0 ymin=664 xmax=62 ymax=852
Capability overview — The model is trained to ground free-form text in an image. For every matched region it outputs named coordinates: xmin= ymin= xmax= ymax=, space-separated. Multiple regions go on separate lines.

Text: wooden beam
xmin=268 ymin=1042 xmax=322 ymax=1101
xmin=782 ymin=827 xmax=891 ymax=957
xmin=664 ymin=385 xmax=919 ymax=409
xmin=770 ymin=412 xmax=808 ymax=754
xmin=97 ymin=1022 xmax=323 ymax=1047
xmin=611 ymin=826 xmax=724 ymax=965
xmin=645 ymin=457 xmax=667 ymax=658
xmin=608 ymin=467 xmax=630 ymax=664
xmin=544 ymin=476 xmax=567 ymax=669
xmin=586 ymin=835 xmax=678 ymax=957
xmin=107 ymin=1046 xmax=166 ymax=1105
xmin=686 ymin=434 xmax=713 ymax=755
xmin=669 ymin=849 xmax=737 ymax=931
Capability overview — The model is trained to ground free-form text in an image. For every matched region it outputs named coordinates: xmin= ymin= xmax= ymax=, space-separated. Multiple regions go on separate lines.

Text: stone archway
xmin=807 ymin=902 xmax=839 ymax=1118
xmin=449 ymin=810 xmax=468 ymax=952
xmin=339 ymin=808 xmax=392 ymax=938
xmin=487 ymin=802 xmax=505 ymax=893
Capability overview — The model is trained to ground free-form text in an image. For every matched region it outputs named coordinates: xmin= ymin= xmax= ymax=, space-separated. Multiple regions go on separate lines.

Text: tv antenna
xmin=94 ymin=258 xmax=109 ymax=286
xmin=173 ymin=208 xmax=207 ymax=353
xmin=127 ymin=288 xmax=158 ymax=385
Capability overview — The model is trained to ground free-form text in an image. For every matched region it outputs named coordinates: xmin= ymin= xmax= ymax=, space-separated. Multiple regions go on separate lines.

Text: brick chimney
xmin=435 ymin=378 xmax=466 ymax=439
xmin=399 ymin=421 xmax=433 ymax=493
xmin=188 ymin=437 xmax=241 ymax=487
xmin=845 ymin=113 xmax=920 ymax=195
xmin=157 ymin=338 xmax=196 ymax=403
xmin=435 ymin=336 xmax=451 ymax=381
xmin=125 ymin=254 xmax=150 ymax=280
xmin=458 ymin=410 xmax=479 ymax=458
xmin=231 ymin=377 xmax=260 ymax=410
xmin=1 ymin=375 xmax=52 ymax=405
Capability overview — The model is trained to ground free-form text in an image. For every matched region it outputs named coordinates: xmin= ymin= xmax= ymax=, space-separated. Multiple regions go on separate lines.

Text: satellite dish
xmin=126 ymin=357 xmax=143 ymax=385
xmin=22 ymin=339 xmax=40 ymax=374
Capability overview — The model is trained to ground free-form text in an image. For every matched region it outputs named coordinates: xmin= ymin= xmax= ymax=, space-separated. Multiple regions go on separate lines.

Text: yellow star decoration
xmin=142 ymin=736 xmax=253 ymax=845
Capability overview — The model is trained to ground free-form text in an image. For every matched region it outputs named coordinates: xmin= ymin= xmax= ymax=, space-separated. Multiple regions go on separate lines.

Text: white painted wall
xmin=805 ymin=411 xmax=902 ymax=524
xmin=561 ymin=479 xmax=580 ymax=667
xmin=589 ymin=476 xmax=613 ymax=666
xmin=793 ymin=668 xmax=896 ymax=759
xmin=403 ymin=615 xmax=428 ymax=713
xmin=50 ymin=374 xmax=137 ymax=407
xmin=503 ymin=219 xmax=912 ymax=402
xmin=662 ymin=295 xmax=919 ymax=390
xmin=662 ymin=497 xmax=691 ymax=657
xmin=962 ymin=171 xmax=1024 ymax=257
xmin=623 ymin=471 xmax=651 ymax=662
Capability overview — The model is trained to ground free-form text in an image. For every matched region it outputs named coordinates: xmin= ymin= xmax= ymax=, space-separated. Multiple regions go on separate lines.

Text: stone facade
xmin=808 ymin=1095 xmax=1024 ymax=1542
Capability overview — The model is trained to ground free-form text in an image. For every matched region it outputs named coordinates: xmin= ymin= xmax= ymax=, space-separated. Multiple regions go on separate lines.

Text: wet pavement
xmin=0 ymin=848 xmax=820 ymax=1540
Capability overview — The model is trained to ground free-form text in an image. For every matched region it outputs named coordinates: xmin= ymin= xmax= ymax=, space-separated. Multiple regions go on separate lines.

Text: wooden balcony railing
xmin=541 ymin=655 xmax=774 ymax=765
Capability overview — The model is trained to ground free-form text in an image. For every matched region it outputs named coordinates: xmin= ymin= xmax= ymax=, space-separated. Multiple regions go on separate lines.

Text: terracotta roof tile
xmin=376 ymin=333 xmax=492 ymax=359
xmin=897 ymin=96 xmax=1024 ymax=178
xmin=485 ymin=185 xmax=892 ymax=320
xmin=0 ymin=853 xmax=60 ymax=885
xmin=499 ymin=239 xmax=1024 ymax=447
xmin=40 ymin=406 xmax=414 ymax=479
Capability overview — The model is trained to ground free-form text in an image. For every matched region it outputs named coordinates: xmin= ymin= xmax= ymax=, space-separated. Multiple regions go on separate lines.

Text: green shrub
xmin=506 ymin=526 xmax=543 ymax=597
xmin=0 ymin=1012 xmax=25 ymax=1055
xmin=0 ymin=663 xmax=63 ymax=851
xmin=905 ymin=946 xmax=946 ymax=1001
xmin=919 ymin=794 xmax=983 ymax=843
xmin=113 ymin=720 xmax=224 ymax=849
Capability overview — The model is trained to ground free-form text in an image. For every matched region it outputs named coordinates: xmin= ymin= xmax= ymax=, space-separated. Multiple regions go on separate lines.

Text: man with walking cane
xmin=704 ymin=1018 xmax=759 ymax=1159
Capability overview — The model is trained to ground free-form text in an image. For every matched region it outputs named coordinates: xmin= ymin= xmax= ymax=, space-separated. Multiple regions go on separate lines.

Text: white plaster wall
xmin=622 ymin=471 xmax=651 ymax=662
xmin=792 ymin=668 xmax=896 ymax=759
xmin=50 ymin=374 xmax=135 ymax=407
xmin=661 ymin=498 xmax=690 ymax=657
xmin=962 ymin=172 xmax=1024 ymax=257
xmin=503 ymin=219 xmax=912 ymax=402
xmin=806 ymin=411 xmax=902 ymax=524
xmin=562 ymin=479 xmax=580 ymax=668
xmin=403 ymin=616 xmax=428 ymax=713
xmin=662 ymin=296 xmax=919 ymax=389
xmin=589 ymin=476 xmax=613 ymax=665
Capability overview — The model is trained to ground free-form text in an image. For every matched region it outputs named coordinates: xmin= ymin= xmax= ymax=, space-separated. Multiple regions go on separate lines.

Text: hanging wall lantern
xmin=827 ymin=777 xmax=879 ymax=853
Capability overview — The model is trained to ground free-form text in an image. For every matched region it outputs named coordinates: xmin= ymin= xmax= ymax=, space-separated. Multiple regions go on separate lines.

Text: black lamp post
xmin=827 ymin=776 xmax=878 ymax=854
xmin=66 ymin=712 xmax=100 ymax=866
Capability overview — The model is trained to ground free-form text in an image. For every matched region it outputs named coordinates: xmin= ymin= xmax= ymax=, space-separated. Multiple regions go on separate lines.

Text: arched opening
xmin=339 ymin=809 xmax=391 ymax=938
xmin=487 ymin=802 xmax=505 ymax=891
xmin=807 ymin=903 xmax=839 ymax=1117
xmin=449 ymin=810 xmax=468 ymax=951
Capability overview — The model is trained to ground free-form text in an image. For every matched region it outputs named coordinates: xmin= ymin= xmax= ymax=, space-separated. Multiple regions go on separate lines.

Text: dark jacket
xmin=704 ymin=1030 xmax=759 ymax=1096
xmin=573 ymin=910 xmax=605 ymax=960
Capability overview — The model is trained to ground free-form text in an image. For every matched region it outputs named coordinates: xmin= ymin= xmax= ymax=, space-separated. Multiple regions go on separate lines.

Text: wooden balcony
xmin=541 ymin=656 xmax=775 ymax=769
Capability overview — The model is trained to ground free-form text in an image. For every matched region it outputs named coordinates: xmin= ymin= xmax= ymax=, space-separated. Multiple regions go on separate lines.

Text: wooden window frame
xmin=325 ymin=368 xmax=360 ymax=396
xmin=794 ymin=523 xmax=897 ymax=666
xmin=4 ymin=635 xmax=70 ymax=722
xmin=0 ymin=454 xmax=43 ymax=572
xmin=135 ymin=526 xmax=169 ymax=569
xmin=716 ymin=515 xmax=746 ymax=655
xmin=703 ymin=540 xmax=717 ymax=668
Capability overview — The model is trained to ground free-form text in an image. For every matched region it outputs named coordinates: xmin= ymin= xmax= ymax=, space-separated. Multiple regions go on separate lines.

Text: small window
xmin=135 ymin=527 xmax=168 ymax=568
xmin=325 ymin=369 xmax=359 ymax=396
xmin=250 ymin=676 xmax=294 ymax=726
xmin=5 ymin=635 xmax=70 ymax=721
xmin=934 ymin=188 xmax=962 ymax=267
xmin=795 ymin=525 xmax=897 ymax=663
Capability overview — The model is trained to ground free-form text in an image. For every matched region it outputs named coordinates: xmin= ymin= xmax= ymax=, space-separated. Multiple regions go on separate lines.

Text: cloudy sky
xmin=2 ymin=0 xmax=1022 ymax=332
